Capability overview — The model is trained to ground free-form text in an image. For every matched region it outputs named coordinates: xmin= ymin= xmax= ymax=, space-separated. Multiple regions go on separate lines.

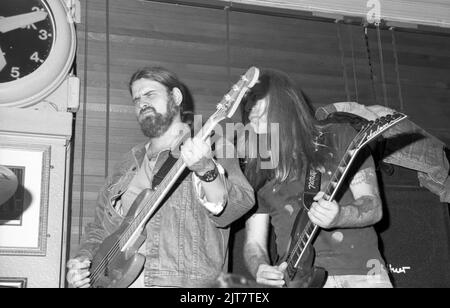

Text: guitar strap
xmin=302 ymin=129 xmax=325 ymax=211
xmin=151 ymin=128 xmax=192 ymax=189
xmin=151 ymin=153 xmax=189 ymax=189
xmin=302 ymin=164 xmax=322 ymax=211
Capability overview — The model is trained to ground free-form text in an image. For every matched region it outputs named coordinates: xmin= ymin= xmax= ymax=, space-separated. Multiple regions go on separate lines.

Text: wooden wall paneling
xmin=228 ymin=10 xmax=350 ymax=107
xmin=107 ymin=0 xmax=233 ymax=176
xmin=336 ymin=23 xmax=379 ymax=106
xmin=226 ymin=0 xmax=450 ymax=29
xmin=106 ymin=0 xmax=232 ymax=173
xmin=394 ymin=31 xmax=449 ymax=143
xmin=71 ymin=0 xmax=109 ymax=256
xmin=365 ymin=27 xmax=450 ymax=138
xmin=363 ymin=27 xmax=401 ymax=111
xmin=396 ymin=32 xmax=450 ymax=142
xmin=108 ymin=0 xmax=230 ymax=118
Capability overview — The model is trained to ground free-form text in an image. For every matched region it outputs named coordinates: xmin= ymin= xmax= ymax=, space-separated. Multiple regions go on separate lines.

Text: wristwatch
xmin=195 ymin=164 xmax=219 ymax=182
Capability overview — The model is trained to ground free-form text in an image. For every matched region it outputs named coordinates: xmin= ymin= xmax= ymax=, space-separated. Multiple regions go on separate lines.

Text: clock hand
xmin=0 ymin=46 xmax=6 ymax=72
xmin=0 ymin=11 xmax=48 ymax=34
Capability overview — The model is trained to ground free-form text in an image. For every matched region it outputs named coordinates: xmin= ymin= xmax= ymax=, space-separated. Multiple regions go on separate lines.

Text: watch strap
xmin=195 ymin=164 xmax=219 ymax=182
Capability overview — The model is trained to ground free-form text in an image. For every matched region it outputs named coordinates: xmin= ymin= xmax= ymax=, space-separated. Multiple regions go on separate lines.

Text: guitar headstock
xmin=213 ymin=66 xmax=260 ymax=122
xmin=357 ymin=112 xmax=408 ymax=149
xmin=324 ymin=112 xmax=408 ymax=202
xmin=197 ymin=67 xmax=260 ymax=141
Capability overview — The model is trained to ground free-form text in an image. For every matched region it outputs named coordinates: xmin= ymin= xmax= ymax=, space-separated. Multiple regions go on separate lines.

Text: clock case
xmin=0 ymin=0 xmax=76 ymax=108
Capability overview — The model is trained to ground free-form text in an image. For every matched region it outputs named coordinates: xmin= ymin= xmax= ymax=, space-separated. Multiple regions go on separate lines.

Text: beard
xmin=138 ymin=96 xmax=180 ymax=138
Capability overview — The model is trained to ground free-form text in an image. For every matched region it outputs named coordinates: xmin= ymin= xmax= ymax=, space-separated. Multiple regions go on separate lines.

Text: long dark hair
xmin=243 ymin=69 xmax=324 ymax=188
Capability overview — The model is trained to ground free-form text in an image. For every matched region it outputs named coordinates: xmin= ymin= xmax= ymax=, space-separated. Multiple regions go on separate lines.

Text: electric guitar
xmin=283 ymin=112 xmax=408 ymax=288
xmin=89 ymin=67 xmax=260 ymax=288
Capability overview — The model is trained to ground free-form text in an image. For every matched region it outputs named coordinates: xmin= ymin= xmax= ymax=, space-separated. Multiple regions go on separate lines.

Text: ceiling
xmin=226 ymin=0 xmax=450 ymax=28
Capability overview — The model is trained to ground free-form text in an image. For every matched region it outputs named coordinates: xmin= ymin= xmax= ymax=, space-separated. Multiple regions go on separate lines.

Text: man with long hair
xmin=242 ymin=69 xmax=392 ymax=288
xmin=66 ymin=66 xmax=254 ymax=288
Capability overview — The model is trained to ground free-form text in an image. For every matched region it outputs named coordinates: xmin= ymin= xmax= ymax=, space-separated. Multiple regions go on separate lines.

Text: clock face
xmin=0 ymin=0 xmax=55 ymax=83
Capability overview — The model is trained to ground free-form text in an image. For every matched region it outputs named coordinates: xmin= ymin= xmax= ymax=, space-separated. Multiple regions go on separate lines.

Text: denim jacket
xmin=316 ymin=102 xmax=450 ymax=203
xmin=76 ymin=139 xmax=255 ymax=287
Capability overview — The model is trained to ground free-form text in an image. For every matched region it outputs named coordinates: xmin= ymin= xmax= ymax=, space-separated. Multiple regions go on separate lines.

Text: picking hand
xmin=66 ymin=256 xmax=91 ymax=288
xmin=255 ymin=262 xmax=287 ymax=287
xmin=180 ymin=137 xmax=215 ymax=175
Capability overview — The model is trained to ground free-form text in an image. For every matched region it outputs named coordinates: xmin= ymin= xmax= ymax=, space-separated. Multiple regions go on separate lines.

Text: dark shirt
xmin=256 ymin=123 xmax=385 ymax=275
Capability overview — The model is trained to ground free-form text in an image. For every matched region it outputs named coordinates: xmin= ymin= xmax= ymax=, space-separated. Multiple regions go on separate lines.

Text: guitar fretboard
xmin=286 ymin=142 xmax=357 ymax=278
xmin=285 ymin=112 xmax=407 ymax=279
xmin=119 ymin=158 xmax=186 ymax=248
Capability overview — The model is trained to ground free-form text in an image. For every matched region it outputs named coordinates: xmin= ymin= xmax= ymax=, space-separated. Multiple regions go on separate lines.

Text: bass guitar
xmin=282 ymin=112 xmax=408 ymax=288
xmin=89 ymin=67 xmax=260 ymax=288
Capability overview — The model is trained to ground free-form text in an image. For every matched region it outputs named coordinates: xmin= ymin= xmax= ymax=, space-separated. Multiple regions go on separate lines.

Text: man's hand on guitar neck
xmin=309 ymin=167 xmax=382 ymax=229
xmin=308 ymin=191 xmax=340 ymax=229
xmin=67 ymin=256 xmax=91 ymax=288
xmin=181 ymin=136 xmax=227 ymax=208
xmin=180 ymin=137 xmax=216 ymax=175
xmin=255 ymin=262 xmax=287 ymax=287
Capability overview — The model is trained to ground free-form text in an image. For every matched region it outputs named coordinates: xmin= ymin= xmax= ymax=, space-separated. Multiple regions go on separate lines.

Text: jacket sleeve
xmin=203 ymin=137 xmax=255 ymax=228
xmin=75 ymin=163 xmax=127 ymax=260
xmin=75 ymin=175 xmax=115 ymax=260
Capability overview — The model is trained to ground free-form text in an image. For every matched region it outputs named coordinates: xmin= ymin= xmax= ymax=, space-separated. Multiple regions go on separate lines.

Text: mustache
xmin=139 ymin=106 xmax=157 ymax=116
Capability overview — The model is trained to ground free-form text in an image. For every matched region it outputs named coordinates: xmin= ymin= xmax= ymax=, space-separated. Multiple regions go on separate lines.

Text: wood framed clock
xmin=0 ymin=0 xmax=76 ymax=107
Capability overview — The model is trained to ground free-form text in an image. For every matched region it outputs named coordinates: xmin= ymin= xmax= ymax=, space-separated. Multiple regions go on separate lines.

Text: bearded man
xmin=67 ymin=66 xmax=254 ymax=288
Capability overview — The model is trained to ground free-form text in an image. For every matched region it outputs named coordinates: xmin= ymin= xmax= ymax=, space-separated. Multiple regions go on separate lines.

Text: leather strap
xmin=303 ymin=164 xmax=322 ymax=211
xmin=151 ymin=153 xmax=186 ymax=189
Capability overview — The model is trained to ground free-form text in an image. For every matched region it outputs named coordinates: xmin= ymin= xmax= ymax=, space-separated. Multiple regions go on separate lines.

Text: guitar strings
xmin=285 ymin=127 xmax=368 ymax=271
xmin=285 ymin=115 xmax=404 ymax=275
xmin=90 ymin=159 xmax=184 ymax=285
xmin=90 ymin=109 xmax=225 ymax=283
xmin=90 ymin=161 xmax=182 ymax=284
xmin=90 ymin=108 xmax=227 ymax=283
xmin=90 ymin=159 xmax=183 ymax=283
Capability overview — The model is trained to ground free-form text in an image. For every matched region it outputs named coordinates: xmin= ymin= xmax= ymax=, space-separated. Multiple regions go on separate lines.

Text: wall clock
xmin=0 ymin=0 xmax=76 ymax=107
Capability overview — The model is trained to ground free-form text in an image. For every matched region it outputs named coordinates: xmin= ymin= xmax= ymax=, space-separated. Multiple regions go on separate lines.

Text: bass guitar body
xmin=90 ymin=189 xmax=152 ymax=288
